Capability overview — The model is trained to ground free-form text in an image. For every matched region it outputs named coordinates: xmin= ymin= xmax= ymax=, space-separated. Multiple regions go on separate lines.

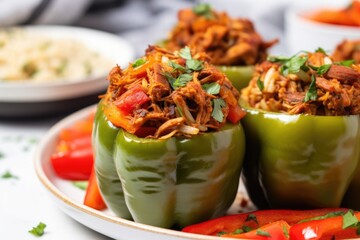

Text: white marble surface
xmin=0 ymin=117 xmax=112 ymax=240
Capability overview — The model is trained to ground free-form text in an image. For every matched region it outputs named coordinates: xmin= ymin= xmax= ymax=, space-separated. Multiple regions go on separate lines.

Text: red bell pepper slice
xmin=290 ymin=211 xmax=360 ymax=240
xmin=51 ymin=115 xmax=94 ymax=180
xmin=114 ymin=85 xmax=150 ymax=115
xmin=221 ymin=220 xmax=290 ymax=240
xmin=182 ymin=208 xmax=348 ymax=236
xmin=83 ymin=168 xmax=107 ymax=211
xmin=227 ymin=104 xmax=246 ymax=124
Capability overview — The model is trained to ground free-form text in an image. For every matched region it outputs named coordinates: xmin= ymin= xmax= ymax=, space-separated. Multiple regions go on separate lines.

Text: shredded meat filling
xmin=241 ymin=51 xmax=360 ymax=115
xmin=165 ymin=8 xmax=277 ymax=66
xmin=104 ymin=45 xmax=240 ymax=138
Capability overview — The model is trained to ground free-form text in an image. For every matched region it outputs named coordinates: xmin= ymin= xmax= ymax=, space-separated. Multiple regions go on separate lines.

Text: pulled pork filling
xmin=164 ymin=4 xmax=277 ymax=66
xmin=241 ymin=50 xmax=360 ymax=115
xmin=332 ymin=39 xmax=360 ymax=64
xmin=103 ymin=46 xmax=242 ymax=139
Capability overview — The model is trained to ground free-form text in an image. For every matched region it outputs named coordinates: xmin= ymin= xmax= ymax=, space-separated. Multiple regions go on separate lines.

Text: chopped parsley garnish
xmin=268 ymin=53 xmax=308 ymax=76
xmin=242 ymin=225 xmax=253 ymax=233
xmin=283 ymin=225 xmax=289 ymax=238
xmin=309 ymin=64 xmax=331 ymax=75
xmin=233 ymin=228 xmax=243 ymax=234
xmin=256 ymin=77 xmax=264 ymax=91
xmin=212 ymin=98 xmax=226 ymax=122
xmin=304 ymin=75 xmax=317 ymax=102
xmin=342 ymin=211 xmax=359 ymax=229
xmin=315 ymin=47 xmax=328 ymax=55
xmin=72 ymin=181 xmax=88 ymax=190
xmin=202 ymin=82 xmax=220 ymax=94
xmin=165 ymin=46 xmax=204 ymax=89
xmin=356 ymin=223 xmax=360 ymax=236
xmin=1 ymin=170 xmax=18 ymax=179
xmin=256 ymin=229 xmax=271 ymax=237
xmin=132 ymin=58 xmax=146 ymax=68
xmin=174 ymin=74 xmax=193 ymax=88
xmin=335 ymin=59 xmax=355 ymax=67
xmin=28 ymin=222 xmax=46 ymax=237
xmin=168 ymin=60 xmax=187 ymax=72
xmin=245 ymin=214 xmax=258 ymax=224
xmin=179 ymin=46 xmax=192 ymax=60
xmin=193 ymin=3 xmax=214 ymax=19
xmin=186 ymin=59 xmax=203 ymax=71
xmin=298 ymin=210 xmax=346 ymax=223
xmin=267 ymin=55 xmax=289 ymax=64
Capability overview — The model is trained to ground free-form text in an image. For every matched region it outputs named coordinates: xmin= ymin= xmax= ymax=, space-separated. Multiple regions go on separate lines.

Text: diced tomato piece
xmin=114 ymin=85 xmax=150 ymax=115
xmin=227 ymin=104 xmax=246 ymax=124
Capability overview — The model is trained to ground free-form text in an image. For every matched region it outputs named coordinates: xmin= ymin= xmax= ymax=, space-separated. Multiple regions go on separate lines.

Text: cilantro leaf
xmin=299 ymin=211 xmax=346 ymax=223
xmin=233 ymin=228 xmax=243 ymax=234
xmin=132 ymin=58 xmax=146 ymax=68
xmin=286 ymin=55 xmax=308 ymax=74
xmin=193 ymin=3 xmax=214 ymax=19
xmin=315 ymin=47 xmax=328 ymax=55
xmin=317 ymin=64 xmax=331 ymax=75
xmin=29 ymin=222 xmax=46 ymax=237
xmin=168 ymin=60 xmax=187 ymax=72
xmin=242 ymin=225 xmax=253 ymax=233
xmin=343 ymin=211 xmax=359 ymax=229
xmin=174 ymin=74 xmax=193 ymax=88
xmin=163 ymin=72 xmax=176 ymax=89
xmin=202 ymin=82 xmax=220 ymax=94
xmin=72 ymin=181 xmax=88 ymax=191
xmin=1 ymin=170 xmax=18 ymax=179
xmin=335 ymin=60 xmax=355 ymax=67
xmin=257 ymin=77 xmax=264 ymax=91
xmin=179 ymin=46 xmax=192 ymax=60
xmin=267 ymin=55 xmax=289 ymax=63
xmin=186 ymin=59 xmax=203 ymax=71
xmin=212 ymin=98 xmax=226 ymax=122
xmin=245 ymin=214 xmax=258 ymax=224
xmin=256 ymin=229 xmax=271 ymax=237
xmin=283 ymin=225 xmax=289 ymax=239
xmin=304 ymin=75 xmax=317 ymax=102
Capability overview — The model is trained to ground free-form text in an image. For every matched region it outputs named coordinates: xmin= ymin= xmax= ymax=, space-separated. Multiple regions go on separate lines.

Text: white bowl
xmin=0 ymin=25 xmax=134 ymax=118
xmin=285 ymin=4 xmax=360 ymax=55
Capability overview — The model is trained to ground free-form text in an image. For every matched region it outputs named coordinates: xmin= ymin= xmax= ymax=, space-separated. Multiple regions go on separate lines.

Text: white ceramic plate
xmin=0 ymin=26 xmax=134 ymax=118
xmin=34 ymin=105 xmax=253 ymax=240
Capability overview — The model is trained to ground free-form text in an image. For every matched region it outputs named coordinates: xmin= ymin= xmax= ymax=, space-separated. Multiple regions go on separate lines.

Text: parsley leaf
xmin=193 ymin=3 xmax=214 ymax=19
xmin=283 ymin=225 xmax=289 ymax=239
xmin=267 ymin=55 xmax=289 ymax=63
xmin=179 ymin=46 xmax=192 ymax=60
xmin=29 ymin=222 xmax=46 ymax=237
xmin=343 ymin=211 xmax=359 ymax=229
xmin=202 ymin=82 xmax=220 ymax=94
xmin=257 ymin=77 xmax=264 ymax=91
xmin=186 ymin=59 xmax=203 ymax=71
xmin=174 ymin=74 xmax=193 ymax=88
xmin=256 ymin=229 xmax=271 ymax=237
xmin=317 ymin=64 xmax=331 ymax=75
xmin=245 ymin=214 xmax=258 ymax=224
xmin=298 ymin=211 xmax=346 ymax=223
xmin=233 ymin=228 xmax=243 ymax=234
xmin=304 ymin=75 xmax=317 ymax=102
xmin=242 ymin=225 xmax=253 ymax=233
xmin=315 ymin=47 xmax=328 ymax=55
xmin=72 ymin=181 xmax=88 ymax=191
xmin=1 ymin=170 xmax=18 ymax=179
xmin=356 ymin=223 xmax=360 ymax=236
xmin=163 ymin=72 xmax=176 ymax=89
xmin=212 ymin=98 xmax=226 ymax=122
xmin=335 ymin=60 xmax=355 ymax=67
xmin=168 ymin=60 xmax=187 ymax=72
xmin=286 ymin=55 xmax=308 ymax=75
xmin=132 ymin=58 xmax=146 ymax=68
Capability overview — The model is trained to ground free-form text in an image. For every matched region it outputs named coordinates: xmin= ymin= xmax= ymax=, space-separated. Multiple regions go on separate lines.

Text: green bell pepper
xmin=240 ymin=105 xmax=360 ymax=210
xmin=93 ymin=102 xmax=245 ymax=228
xmin=217 ymin=65 xmax=254 ymax=91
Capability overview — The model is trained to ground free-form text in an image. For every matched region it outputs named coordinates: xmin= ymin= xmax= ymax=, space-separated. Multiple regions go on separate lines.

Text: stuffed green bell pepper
xmin=240 ymin=50 xmax=360 ymax=210
xmin=93 ymin=45 xmax=246 ymax=229
xmin=159 ymin=3 xmax=277 ymax=92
